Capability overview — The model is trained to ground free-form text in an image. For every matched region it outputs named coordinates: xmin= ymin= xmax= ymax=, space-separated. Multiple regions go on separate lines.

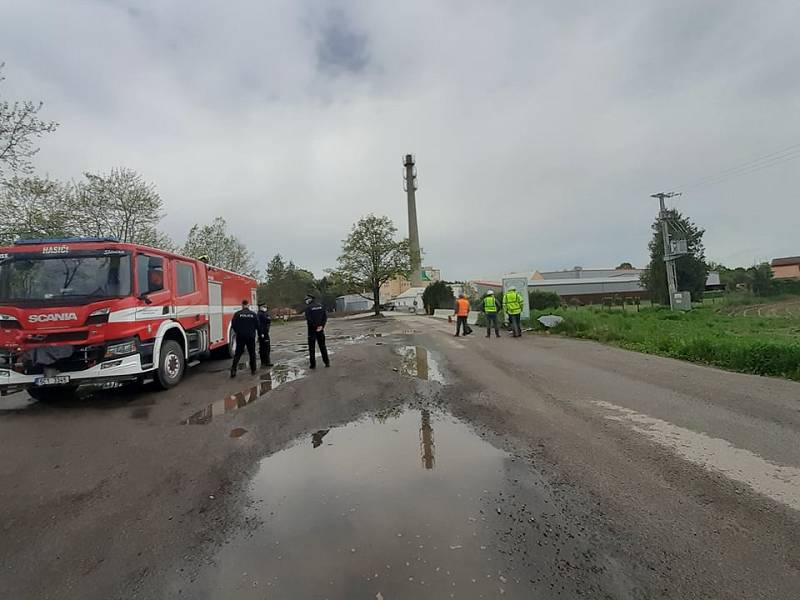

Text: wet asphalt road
xmin=1 ymin=313 xmax=799 ymax=599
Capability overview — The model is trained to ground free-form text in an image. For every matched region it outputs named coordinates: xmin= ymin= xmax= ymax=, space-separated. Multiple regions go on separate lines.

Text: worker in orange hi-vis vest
xmin=453 ymin=294 xmax=472 ymax=337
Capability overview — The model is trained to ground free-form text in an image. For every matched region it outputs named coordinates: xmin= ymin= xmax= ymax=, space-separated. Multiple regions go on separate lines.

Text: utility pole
xmin=650 ymin=192 xmax=681 ymax=310
xmin=404 ymin=154 xmax=423 ymax=287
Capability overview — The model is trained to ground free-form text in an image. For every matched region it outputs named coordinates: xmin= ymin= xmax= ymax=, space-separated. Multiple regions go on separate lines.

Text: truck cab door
xmin=135 ymin=253 xmax=172 ymax=326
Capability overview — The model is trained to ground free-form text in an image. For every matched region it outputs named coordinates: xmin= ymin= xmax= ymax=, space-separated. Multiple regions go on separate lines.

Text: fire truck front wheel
xmin=155 ymin=340 xmax=186 ymax=389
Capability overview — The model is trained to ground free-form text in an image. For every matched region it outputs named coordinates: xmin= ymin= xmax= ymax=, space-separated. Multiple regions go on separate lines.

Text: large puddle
xmin=182 ymin=407 xmax=541 ymax=598
xmin=182 ymin=364 xmax=306 ymax=425
xmin=396 ymin=345 xmax=445 ymax=383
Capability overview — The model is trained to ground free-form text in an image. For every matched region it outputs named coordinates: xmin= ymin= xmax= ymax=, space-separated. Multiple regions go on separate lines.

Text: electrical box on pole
xmin=650 ymin=191 xmax=682 ymax=310
xmin=673 ymin=291 xmax=692 ymax=311
xmin=669 ymin=239 xmax=688 ymax=256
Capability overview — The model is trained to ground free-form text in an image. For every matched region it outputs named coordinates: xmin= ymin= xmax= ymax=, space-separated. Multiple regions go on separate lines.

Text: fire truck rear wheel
xmin=156 ymin=340 xmax=185 ymax=389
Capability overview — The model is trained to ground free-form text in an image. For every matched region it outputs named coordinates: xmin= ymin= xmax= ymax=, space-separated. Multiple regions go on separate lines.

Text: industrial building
xmin=471 ymin=267 xmax=647 ymax=304
xmin=471 ymin=266 xmax=726 ymax=304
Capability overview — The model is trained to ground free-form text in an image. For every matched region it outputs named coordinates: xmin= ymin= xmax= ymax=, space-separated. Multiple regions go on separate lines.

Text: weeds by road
xmin=531 ymin=303 xmax=800 ymax=381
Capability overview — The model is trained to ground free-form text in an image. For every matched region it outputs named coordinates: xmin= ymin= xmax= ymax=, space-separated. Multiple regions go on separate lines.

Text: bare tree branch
xmin=0 ymin=63 xmax=58 ymax=180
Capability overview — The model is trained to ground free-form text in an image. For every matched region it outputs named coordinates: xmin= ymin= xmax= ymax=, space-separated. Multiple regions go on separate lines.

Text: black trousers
xmin=509 ymin=314 xmax=522 ymax=337
xmin=259 ymin=336 xmax=271 ymax=366
xmin=486 ymin=313 xmax=500 ymax=336
xmin=456 ymin=316 xmax=469 ymax=336
xmin=232 ymin=336 xmax=257 ymax=373
xmin=308 ymin=329 xmax=329 ymax=367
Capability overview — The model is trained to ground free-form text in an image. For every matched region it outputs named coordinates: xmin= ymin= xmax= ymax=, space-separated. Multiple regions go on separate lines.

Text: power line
xmin=675 ymin=142 xmax=800 ymax=189
xmin=683 ymin=150 xmax=800 ymax=191
xmin=674 ymin=142 xmax=800 ymax=191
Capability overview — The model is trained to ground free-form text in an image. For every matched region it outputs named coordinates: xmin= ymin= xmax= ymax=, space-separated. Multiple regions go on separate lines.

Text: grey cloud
xmin=314 ymin=9 xmax=369 ymax=74
xmin=1 ymin=0 xmax=799 ymax=279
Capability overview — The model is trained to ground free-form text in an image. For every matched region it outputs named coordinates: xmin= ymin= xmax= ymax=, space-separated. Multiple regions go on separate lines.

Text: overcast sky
xmin=2 ymin=0 xmax=799 ymax=280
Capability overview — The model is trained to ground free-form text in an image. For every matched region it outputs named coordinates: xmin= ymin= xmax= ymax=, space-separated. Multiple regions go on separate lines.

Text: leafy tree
xmin=0 ymin=63 xmax=58 ymax=180
xmin=615 ymin=262 xmax=634 ymax=270
xmin=74 ymin=167 xmax=173 ymax=247
xmin=641 ymin=209 xmax=708 ymax=305
xmin=183 ymin=217 xmax=256 ymax=276
xmin=0 ymin=176 xmax=75 ymax=244
xmin=0 ymin=169 xmax=175 ymax=250
xmin=265 ymin=254 xmax=288 ymax=283
xmin=336 ymin=214 xmax=410 ymax=316
xmin=719 ymin=266 xmax=749 ymax=291
xmin=258 ymin=254 xmax=317 ymax=310
xmin=421 ymin=281 xmax=454 ymax=314
xmin=750 ymin=262 xmax=774 ymax=295
xmin=314 ymin=271 xmax=356 ymax=312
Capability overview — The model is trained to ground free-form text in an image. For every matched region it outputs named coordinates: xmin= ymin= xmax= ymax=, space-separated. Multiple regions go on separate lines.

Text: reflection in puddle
xmin=420 ymin=409 xmax=435 ymax=469
xmin=397 ymin=345 xmax=445 ymax=383
xmin=187 ymin=408 xmax=523 ymax=598
xmin=182 ymin=364 xmax=305 ymax=425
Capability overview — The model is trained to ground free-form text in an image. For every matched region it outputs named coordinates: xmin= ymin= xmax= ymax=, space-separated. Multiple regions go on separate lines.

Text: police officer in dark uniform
xmin=304 ymin=294 xmax=330 ymax=369
xmin=230 ymin=299 xmax=258 ymax=377
xmin=257 ymin=302 xmax=272 ymax=367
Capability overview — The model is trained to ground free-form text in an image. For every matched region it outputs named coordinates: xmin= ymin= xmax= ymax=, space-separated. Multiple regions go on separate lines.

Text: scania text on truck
xmin=0 ymin=238 xmax=257 ymax=400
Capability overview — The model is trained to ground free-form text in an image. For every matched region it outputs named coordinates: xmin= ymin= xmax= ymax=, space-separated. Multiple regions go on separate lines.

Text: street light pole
xmin=651 ymin=192 xmax=681 ymax=310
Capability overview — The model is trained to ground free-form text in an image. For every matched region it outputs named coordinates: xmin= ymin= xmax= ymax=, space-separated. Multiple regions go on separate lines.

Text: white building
xmin=390 ymin=287 xmax=426 ymax=311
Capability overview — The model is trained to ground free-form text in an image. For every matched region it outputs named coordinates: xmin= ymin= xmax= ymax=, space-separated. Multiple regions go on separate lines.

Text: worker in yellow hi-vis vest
xmin=482 ymin=290 xmax=502 ymax=338
xmin=503 ymin=286 xmax=524 ymax=338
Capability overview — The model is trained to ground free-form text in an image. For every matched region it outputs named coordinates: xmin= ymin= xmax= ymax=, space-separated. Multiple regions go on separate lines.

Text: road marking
xmin=592 ymin=399 xmax=800 ymax=512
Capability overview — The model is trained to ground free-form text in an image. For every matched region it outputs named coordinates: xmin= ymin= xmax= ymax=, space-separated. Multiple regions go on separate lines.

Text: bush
xmin=422 ymin=281 xmax=455 ymax=314
xmin=529 ymin=290 xmax=561 ymax=310
xmin=771 ymin=279 xmax=800 ymax=296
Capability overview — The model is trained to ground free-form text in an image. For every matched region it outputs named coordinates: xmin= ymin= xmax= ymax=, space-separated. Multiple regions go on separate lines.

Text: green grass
xmin=528 ymin=304 xmax=800 ymax=381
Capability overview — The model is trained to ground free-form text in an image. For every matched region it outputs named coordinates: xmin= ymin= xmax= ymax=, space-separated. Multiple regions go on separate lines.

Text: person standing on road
xmin=304 ymin=294 xmax=330 ymax=369
xmin=230 ymin=299 xmax=258 ymax=377
xmin=453 ymin=293 xmax=471 ymax=337
xmin=257 ymin=302 xmax=273 ymax=368
xmin=483 ymin=290 xmax=502 ymax=338
xmin=503 ymin=286 xmax=525 ymax=338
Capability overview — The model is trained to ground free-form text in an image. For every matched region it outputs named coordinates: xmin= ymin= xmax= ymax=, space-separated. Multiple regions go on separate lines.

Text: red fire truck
xmin=0 ymin=238 xmax=257 ymax=400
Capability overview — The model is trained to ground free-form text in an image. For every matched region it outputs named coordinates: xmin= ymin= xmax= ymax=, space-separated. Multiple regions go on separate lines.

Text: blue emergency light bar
xmin=14 ymin=236 xmax=120 ymax=245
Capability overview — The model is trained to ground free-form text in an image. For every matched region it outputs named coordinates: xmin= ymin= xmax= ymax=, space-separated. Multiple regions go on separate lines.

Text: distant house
xmin=771 ymin=256 xmax=800 ymax=280
xmin=705 ymin=271 xmax=725 ymax=291
xmin=379 ymin=266 xmax=442 ymax=301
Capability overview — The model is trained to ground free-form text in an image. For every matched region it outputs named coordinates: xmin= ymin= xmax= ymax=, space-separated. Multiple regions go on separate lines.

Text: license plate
xmin=34 ymin=376 xmax=71 ymax=387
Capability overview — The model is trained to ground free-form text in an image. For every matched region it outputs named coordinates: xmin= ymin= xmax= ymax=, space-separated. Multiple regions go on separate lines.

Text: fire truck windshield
xmin=0 ymin=253 xmax=132 ymax=306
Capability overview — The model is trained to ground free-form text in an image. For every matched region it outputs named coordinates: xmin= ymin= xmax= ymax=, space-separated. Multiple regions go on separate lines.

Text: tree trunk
xmin=373 ymin=285 xmax=381 ymax=316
